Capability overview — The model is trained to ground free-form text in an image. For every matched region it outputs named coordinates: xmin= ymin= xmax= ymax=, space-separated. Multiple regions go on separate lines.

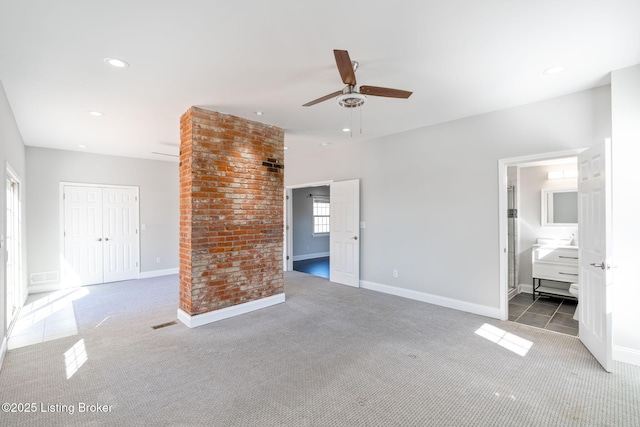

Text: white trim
xmin=292 ymin=252 xmax=330 ymax=262
xmin=361 ymin=280 xmax=501 ymax=319
xmin=518 ymin=283 xmax=533 ymax=295
xmin=139 ymin=268 xmax=179 ymax=279
xmin=286 ymin=180 xmax=334 ymax=190
xmin=28 ymin=283 xmax=63 ymax=294
xmin=177 ymin=293 xmax=286 ymax=328
xmin=0 ymin=337 xmax=7 ymax=371
xmin=5 ymin=162 xmax=25 ymax=329
xmin=498 ymin=148 xmax=585 ymax=321
xmin=613 ymin=345 xmax=640 ymax=367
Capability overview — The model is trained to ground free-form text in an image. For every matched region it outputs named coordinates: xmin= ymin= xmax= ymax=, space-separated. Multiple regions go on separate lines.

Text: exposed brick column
xmin=178 ymin=107 xmax=285 ymax=327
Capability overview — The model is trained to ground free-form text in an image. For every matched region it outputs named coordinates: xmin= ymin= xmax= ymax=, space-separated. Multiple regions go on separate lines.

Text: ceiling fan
xmin=303 ymin=49 xmax=412 ymax=108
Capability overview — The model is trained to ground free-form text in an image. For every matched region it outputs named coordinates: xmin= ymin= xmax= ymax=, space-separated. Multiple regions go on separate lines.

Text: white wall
xmin=292 ymin=186 xmax=330 ymax=259
xmin=0 ymin=81 xmax=27 ymax=368
xmin=285 ymin=86 xmax=611 ymax=312
xmin=26 ymin=147 xmax=179 ymax=290
xmin=611 ymin=64 xmax=640 ymax=364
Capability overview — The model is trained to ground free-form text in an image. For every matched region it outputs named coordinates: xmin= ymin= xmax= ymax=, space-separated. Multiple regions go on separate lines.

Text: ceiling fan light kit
xmin=337 ymin=90 xmax=366 ymax=108
xmin=303 ymin=49 xmax=412 ymax=108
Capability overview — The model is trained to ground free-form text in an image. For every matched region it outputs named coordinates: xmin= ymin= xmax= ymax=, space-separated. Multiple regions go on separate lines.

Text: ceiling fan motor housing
xmin=337 ymin=86 xmax=367 ymax=108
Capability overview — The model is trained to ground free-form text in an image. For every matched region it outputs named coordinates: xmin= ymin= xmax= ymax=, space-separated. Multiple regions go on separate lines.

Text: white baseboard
xmin=28 ymin=269 xmax=179 ymax=294
xmin=28 ymin=283 xmax=62 ymax=294
xmin=518 ymin=283 xmax=533 ymax=294
xmin=613 ymin=345 xmax=640 ymax=367
xmin=140 ymin=268 xmax=179 ymax=279
xmin=177 ymin=293 xmax=286 ymax=328
xmin=0 ymin=336 xmax=7 ymax=372
xmin=292 ymin=252 xmax=329 ymax=262
xmin=360 ymin=280 xmax=501 ymax=319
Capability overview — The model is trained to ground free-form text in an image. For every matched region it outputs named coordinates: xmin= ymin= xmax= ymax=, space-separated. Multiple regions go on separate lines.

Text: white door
xmin=578 ymin=140 xmax=613 ymax=372
xmin=330 ymin=179 xmax=360 ymax=287
xmin=64 ymin=185 xmax=139 ymax=285
xmin=103 ymin=188 xmax=139 ymax=283
xmin=64 ymin=186 xmax=104 ymax=285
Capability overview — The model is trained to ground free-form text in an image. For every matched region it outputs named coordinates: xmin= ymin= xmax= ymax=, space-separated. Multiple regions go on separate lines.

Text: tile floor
xmin=509 ymin=293 xmax=579 ymax=336
xmin=7 ymin=288 xmax=87 ymax=350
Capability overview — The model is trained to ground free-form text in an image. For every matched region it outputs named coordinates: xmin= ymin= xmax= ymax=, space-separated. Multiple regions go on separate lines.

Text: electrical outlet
xmin=392 ymin=269 xmax=398 ymax=278
xmin=156 ymin=257 xmax=161 ymax=264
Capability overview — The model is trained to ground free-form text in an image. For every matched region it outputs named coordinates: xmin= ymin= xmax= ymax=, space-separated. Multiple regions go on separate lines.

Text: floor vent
xmin=151 ymin=320 xmax=177 ymax=330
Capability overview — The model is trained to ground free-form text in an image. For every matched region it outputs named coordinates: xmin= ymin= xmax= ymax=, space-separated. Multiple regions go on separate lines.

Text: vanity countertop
xmin=533 ymin=243 xmax=577 ymax=249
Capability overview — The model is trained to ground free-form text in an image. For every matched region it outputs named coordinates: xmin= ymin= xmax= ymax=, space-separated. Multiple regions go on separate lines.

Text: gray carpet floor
xmin=1 ymin=271 xmax=639 ymax=426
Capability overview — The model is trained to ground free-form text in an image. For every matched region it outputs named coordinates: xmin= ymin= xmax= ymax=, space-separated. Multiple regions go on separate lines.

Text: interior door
xmin=102 ymin=188 xmax=139 ymax=282
xmin=64 ymin=186 xmax=104 ymax=285
xmin=578 ymin=140 xmax=613 ymax=372
xmin=64 ymin=185 xmax=139 ymax=285
xmin=330 ymin=179 xmax=360 ymax=287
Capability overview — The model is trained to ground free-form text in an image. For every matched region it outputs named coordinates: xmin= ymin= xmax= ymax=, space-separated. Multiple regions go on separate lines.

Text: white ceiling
xmin=1 ymin=1 xmax=639 ymax=161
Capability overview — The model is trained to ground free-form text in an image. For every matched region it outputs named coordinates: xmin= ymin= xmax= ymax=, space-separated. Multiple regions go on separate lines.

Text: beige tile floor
xmin=8 ymin=288 xmax=88 ymax=350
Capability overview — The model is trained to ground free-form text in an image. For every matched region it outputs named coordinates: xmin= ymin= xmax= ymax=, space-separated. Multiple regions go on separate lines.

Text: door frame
xmin=284 ymin=180 xmax=333 ymax=272
xmin=497 ymin=148 xmax=584 ymax=321
xmin=5 ymin=163 xmax=25 ymax=330
xmin=59 ymin=182 xmax=141 ymax=287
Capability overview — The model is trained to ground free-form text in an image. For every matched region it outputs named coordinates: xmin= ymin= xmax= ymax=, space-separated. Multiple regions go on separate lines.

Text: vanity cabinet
xmin=531 ymin=245 xmax=578 ymax=299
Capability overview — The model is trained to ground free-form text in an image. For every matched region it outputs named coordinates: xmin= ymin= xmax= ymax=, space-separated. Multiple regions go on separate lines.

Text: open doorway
xmin=285 ymin=179 xmax=361 ymax=287
xmin=499 ymin=150 xmax=582 ymax=336
xmin=290 ymin=185 xmax=330 ymax=279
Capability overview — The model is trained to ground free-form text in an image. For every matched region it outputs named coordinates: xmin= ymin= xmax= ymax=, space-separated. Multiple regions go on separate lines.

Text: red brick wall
xmin=179 ymin=107 xmax=284 ymax=316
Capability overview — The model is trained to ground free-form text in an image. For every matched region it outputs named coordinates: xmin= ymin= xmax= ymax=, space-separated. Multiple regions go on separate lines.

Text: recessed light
xmin=255 ymin=111 xmax=264 ymax=116
xmin=321 ymin=142 xmax=331 ymax=146
xmin=543 ymin=66 xmax=564 ymax=75
xmin=78 ymin=145 xmax=87 ymax=148
xmin=88 ymin=111 xmax=104 ymax=117
xmin=342 ymin=128 xmax=350 ymax=132
xmin=103 ymin=57 xmax=130 ymax=69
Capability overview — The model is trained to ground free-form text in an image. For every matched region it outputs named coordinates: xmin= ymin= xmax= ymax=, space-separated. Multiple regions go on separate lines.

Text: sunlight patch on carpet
xmin=64 ymin=339 xmax=88 ymax=379
xmin=475 ymin=323 xmax=533 ymax=356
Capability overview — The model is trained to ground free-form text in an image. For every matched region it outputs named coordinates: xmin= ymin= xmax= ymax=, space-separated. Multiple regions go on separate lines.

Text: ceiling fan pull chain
xmin=350 ymin=108 xmax=353 ymax=138
xmin=360 ymin=105 xmax=363 ymax=135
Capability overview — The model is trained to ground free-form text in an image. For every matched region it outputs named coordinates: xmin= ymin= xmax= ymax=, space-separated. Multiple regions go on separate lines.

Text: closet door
xmin=63 ymin=186 xmax=104 ymax=285
xmin=63 ymin=185 xmax=139 ymax=285
xmin=103 ymin=188 xmax=139 ymax=283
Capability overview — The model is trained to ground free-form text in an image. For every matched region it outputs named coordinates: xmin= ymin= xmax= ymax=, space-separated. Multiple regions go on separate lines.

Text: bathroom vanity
xmin=531 ymin=244 xmax=578 ymax=300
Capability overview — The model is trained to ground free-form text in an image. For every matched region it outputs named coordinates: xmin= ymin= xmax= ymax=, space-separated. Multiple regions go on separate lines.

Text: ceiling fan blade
xmin=334 ymin=50 xmax=357 ymax=86
xmin=303 ymin=90 xmax=343 ymax=107
xmin=359 ymin=86 xmax=412 ymax=99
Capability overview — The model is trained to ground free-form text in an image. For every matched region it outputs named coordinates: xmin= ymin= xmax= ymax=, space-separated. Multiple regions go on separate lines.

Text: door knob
xmin=590 ymin=262 xmax=609 ymax=270
xmin=105 ymin=238 xmax=110 ymax=241
xmin=97 ymin=238 xmax=102 ymax=242
xmin=351 ymin=236 xmax=358 ymax=240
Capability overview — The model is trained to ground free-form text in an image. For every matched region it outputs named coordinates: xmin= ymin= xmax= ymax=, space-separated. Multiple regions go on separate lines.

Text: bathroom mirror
xmin=542 ymin=189 xmax=578 ymax=225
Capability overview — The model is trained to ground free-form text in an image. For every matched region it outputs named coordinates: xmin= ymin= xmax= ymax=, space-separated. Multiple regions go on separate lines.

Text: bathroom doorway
xmin=498 ymin=150 xmax=582 ymax=336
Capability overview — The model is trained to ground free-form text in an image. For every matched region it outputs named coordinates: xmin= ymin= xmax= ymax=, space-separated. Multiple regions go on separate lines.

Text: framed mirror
xmin=542 ymin=189 xmax=578 ymax=226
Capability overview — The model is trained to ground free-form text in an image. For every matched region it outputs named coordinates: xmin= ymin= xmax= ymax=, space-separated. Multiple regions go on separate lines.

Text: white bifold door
xmin=63 ymin=185 xmax=140 ymax=286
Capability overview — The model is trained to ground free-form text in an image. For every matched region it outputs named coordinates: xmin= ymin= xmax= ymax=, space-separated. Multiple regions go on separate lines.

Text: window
xmin=313 ymin=197 xmax=330 ymax=235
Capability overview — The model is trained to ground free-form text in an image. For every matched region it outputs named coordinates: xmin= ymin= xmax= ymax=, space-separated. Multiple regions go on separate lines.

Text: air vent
xmin=151 ymin=320 xmax=177 ymax=330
